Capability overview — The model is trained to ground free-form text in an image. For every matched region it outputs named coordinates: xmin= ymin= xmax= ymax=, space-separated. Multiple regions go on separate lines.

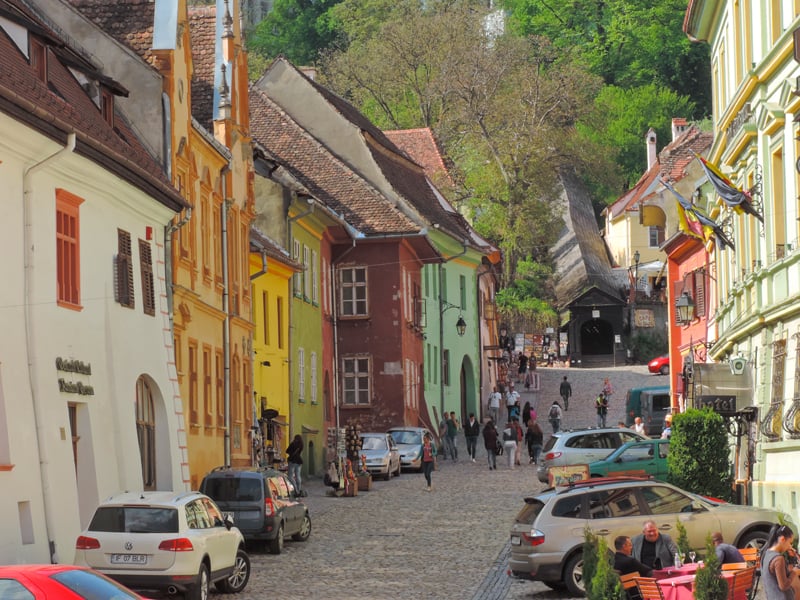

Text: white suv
xmin=74 ymin=491 xmax=250 ymax=600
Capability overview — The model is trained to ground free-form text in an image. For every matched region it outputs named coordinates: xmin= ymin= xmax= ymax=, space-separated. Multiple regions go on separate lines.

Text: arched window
xmin=136 ymin=376 xmax=156 ymax=490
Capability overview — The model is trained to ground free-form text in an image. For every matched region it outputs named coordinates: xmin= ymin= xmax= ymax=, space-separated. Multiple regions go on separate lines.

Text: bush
xmin=667 ymin=408 xmax=733 ymax=502
xmin=675 ymin=519 xmax=690 ymax=557
xmin=693 ymin=534 xmax=728 ymax=600
xmin=628 ymin=330 xmax=667 ymax=363
xmin=584 ymin=528 xmax=624 ymax=600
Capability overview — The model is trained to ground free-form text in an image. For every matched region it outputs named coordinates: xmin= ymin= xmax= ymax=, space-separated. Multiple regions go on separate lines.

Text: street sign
xmin=697 ymin=395 xmax=738 ymax=415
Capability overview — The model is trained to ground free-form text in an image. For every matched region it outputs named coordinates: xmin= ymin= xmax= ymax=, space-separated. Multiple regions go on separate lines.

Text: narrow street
xmin=229 ymin=365 xmax=660 ymax=599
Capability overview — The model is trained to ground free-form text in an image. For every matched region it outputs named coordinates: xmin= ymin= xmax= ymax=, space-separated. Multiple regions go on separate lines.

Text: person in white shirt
xmin=633 ymin=416 xmax=647 ymax=436
xmin=506 ymin=385 xmax=520 ymax=422
xmin=487 ymin=387 xmax=501 ymax=424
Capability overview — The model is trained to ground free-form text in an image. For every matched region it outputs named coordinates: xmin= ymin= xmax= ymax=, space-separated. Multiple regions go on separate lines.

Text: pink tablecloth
xmin=652 ymin=563 xmax=700 ymax=580
xmin=656 ymin=570 xmax=740 ymax=600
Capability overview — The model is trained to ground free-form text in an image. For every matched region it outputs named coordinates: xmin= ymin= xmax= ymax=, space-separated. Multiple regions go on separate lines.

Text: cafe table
xmin=653 ymin=566 xmax=740 ymax=600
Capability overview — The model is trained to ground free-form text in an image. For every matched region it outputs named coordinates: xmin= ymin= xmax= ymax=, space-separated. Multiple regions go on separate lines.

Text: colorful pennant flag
xmin=696 ymin=155 xmax=763 ymax=222
xmin=660 ymin=178 xmax=734 ymax=251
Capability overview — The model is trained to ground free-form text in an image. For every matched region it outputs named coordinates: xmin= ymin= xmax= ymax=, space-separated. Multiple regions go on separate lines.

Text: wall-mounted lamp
xmin=675 ymin=291 xmax=695 ymax=325
xmin=456 ymin=316 xmax=466 ymax=337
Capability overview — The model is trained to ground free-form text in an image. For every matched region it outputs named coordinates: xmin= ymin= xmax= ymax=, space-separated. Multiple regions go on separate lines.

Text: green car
xmin=588 ymin=438 xmax=670 ymax=479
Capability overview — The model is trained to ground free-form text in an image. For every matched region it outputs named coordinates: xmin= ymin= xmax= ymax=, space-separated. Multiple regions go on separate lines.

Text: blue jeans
xmin=445 ymin=435 xmax=457 ymax=460
xmin=486 ymin=446 xmax=497 ymax=469
xmin=288 ymin=462 xmax=302 ymax=493
xmin=466 ymin=436 xmax=478 ymax=459
xmin=422 ymin=460 xmax=434 ymax=487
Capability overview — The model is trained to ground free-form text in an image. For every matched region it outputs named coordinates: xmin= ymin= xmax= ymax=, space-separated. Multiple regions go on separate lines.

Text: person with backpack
xmin=595 ymin=392 xmax=609 ymax=427
xmin=548 ymin=401 xmax=562 ymax=433
xmin=286 ymin=434 xmax=304 ymax=494
xmin=559 ymin=376 xmax=572 ymax=411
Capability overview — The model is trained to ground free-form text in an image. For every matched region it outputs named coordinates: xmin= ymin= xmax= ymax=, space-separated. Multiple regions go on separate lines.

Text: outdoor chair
xmin=722 ymin=562 xmax=748 ymax=571
xmin=635 ymin=577 xmax=665 ymax=600
xmin=620 ymin=571 xmax=641 ymax=600
xmin=727 ymin=566 xmax=756 ymax=600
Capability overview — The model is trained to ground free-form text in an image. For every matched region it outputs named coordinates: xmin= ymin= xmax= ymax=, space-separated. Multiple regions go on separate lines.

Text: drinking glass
xmin=689 ymin=551 xmax=697 ymax=564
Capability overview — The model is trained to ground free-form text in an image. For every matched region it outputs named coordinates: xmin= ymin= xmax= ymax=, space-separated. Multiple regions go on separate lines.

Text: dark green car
xmin=588 ymin=438 xmax=669 ymax=479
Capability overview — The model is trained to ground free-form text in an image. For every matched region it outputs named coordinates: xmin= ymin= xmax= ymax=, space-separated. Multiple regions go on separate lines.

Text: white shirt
xmin=506 ymin=390 xmax=520 ymax=407
xmin=489 ymin=391 xmax=501 ymax=408
xmin=633 ymin=422 xmax=646 ymax=436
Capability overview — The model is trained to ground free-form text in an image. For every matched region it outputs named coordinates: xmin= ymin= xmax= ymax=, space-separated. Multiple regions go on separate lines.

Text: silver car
xmin=536 ymin=427 xmax=646 ymax=482
xmin=360 ymin=433 xmax=401 ymax=480
xmin=509 ymin=477 xmax=791 ymax=596
xmin=388 ymin=426 xmax=433 ymax=471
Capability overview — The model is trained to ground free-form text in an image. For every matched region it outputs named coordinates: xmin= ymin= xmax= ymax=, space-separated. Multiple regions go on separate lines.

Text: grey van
xmin=624 ymin=385 xmax=671 ymax=436
xmin=200 ymin=466 xmax=311 ymax=554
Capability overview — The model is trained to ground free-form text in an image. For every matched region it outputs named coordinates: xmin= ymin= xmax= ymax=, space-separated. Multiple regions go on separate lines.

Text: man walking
xmin=463 ymin=413 xmax=480 ymax=462
xmin=487 ymin=387 xmax=501 ymax=424
xmin=548 ymin=401 xmax=562 ymax=433
xmin=506 ymin=384 xmax=520 ymax=423
xmin=595 ymin=392 xmax=608 ymax=427
xmin=446 ymin=411 xmax=459 ymax=461
xmin=559 ymin=376 xmax=572 ymax=411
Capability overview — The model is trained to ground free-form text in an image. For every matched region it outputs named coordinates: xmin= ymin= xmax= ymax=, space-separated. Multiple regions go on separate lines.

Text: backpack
xmin=549 ymin=404 xmax=559 ymax=419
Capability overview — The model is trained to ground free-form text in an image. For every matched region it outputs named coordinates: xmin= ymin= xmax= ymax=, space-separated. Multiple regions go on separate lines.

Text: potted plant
xmin=693 ymin=535 xmax=728 ymax=600
xmin=356 ymin=454 xmax=372 ymax=491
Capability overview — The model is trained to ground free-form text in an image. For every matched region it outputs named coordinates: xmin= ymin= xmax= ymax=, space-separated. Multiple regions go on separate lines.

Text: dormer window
xmin=100 ymin=88 xmax=114 ymax=127
xmin=30 ymin=37 xmax=46 ymax=81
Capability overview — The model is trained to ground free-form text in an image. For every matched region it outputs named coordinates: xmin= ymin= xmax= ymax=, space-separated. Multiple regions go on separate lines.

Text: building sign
xmin=633 ymin=309 xmax=654 ymax=328
xmin=692 ymin=363 xmax=752 ymax=416
xmin=548 ymin=464 xmax=589 ymax=487
xmin=697 ymin=395 xmax=737 ymax=415
xmin=56 ymin=356 xmax=95 ymax=396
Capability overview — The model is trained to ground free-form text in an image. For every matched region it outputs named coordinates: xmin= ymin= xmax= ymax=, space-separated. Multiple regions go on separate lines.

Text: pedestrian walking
xmin=525 ymin=419 xmax=544 ymax=464
xmin=517 ymin=352 xmax=528 ymax=383
xmin=482 ymin=420 xmax=498 ymax=470
xmin=559 ymin=375 xmax=572 ymax=411
xmin=521 ymin=400 xmax=536 ymax=426
xmin=438 ymin=415 xmax=449 ymax=459
xmin=506 ymin=384 xmax=520 ymax=423
xmin=286 ymin=434 xmax=304 ymax=494
xmin=548 ymin=401 xmax=562 ymax=433
xmin=501 ymin=421 xmax=517 ymax=469
xmin=487 ymin=387 xmax=501 ymax=424
xmin=602 ymin=377 xmax=614 ymax=402
xmin=421 ymin=432 xmax=437 ymax=491
xmin=446 ymin=411 xmax=459 ymax=461
xmin=512 ymin=417 xmax=524 ymax=466
xmin=595 ymin=392 xmax=608 ymax=427
xmin=463 ymin=413 xmax=480 ymax=462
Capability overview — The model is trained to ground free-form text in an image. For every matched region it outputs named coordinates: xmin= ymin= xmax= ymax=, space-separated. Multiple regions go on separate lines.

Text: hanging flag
xmin=660 ymin=177 xmax=734 ymax=251
xmin=696 ymin=155 xmax=764 ymax=222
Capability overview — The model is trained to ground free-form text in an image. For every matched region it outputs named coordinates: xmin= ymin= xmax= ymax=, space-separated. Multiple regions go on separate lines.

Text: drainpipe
xmin=221 ymin=163 xmax=231 ymax=466
xmin=250 ymin=250 xmax=268 ymax=281
xmin=23 ymin=133 xmax=76 ymax=563
xmin=438 ymin=240 xmax=468 ymax=422
xmin=331 ymin=238 xmax=358 ymax=456
xmin=287 ymin=197 xmax=315 ymax=438
xmin=165 ymin=207 xmax=193 ymax=332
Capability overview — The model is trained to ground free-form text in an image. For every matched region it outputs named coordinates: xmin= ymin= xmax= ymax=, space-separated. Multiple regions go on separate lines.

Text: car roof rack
xmin=544 ymin=475 xmax=652 ymax=494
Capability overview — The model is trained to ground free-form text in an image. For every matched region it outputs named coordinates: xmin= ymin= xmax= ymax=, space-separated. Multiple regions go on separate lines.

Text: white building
xmin=0 ymin=2 xmax=188 ymax=563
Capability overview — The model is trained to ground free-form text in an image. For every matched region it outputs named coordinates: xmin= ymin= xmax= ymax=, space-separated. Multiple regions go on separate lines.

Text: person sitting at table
xmin=614 ymin=535 xmax=653 ymax=577
xmin=762 ymin=524 xmax=800 ymax=600
xmin=711 ymin=531 xmax=744 ymax=564
xmin=632 ymin=520 xmax=680 ymax=570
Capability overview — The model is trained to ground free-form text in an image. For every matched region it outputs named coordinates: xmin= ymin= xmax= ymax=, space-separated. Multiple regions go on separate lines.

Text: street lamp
xmin=630 ymin=250 xmax=640 ymax=333
xmin=455 ymin=315 xmax=466 ymax=337
xmin=675 ymin=291 xmax=695 ymax=325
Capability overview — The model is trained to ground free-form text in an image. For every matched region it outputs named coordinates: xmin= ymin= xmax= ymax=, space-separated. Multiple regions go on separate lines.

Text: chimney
xmin=646 ymin=128 xmax=657 ymax=169
xmin=671 ymin=117 xmax=688 ymax=141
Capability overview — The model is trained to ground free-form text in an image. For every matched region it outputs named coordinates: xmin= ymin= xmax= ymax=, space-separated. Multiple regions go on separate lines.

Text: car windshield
xmin=203 ymin=477 xmax=262 ymax=502
xmin=361 ymin=436 xmax=387 ymax=450
xmin=52 ymin=569 xmax=140 ymax=600
xmin=515 ymin=498 xmax=546 ymax=525
xmin=390 ymin=431 xmax=421 ymax=445
xmin=88 ymin=506 xmax=178 ymax=533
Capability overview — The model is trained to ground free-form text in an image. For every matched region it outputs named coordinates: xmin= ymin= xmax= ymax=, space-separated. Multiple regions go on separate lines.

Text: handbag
xmin=495 ymin=440 xmax=503 ymax=455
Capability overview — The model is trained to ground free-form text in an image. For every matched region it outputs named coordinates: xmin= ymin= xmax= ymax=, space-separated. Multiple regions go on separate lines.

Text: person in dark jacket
xmin=482 ymin=420 xmax=498 ymax=471
xmin=463 ymin=413 xmax=481 ymax=462
xmin=525 ymin=419 xmax=544 ymax=464
xmin=614 ymin=535 xmax=653 ymax=576
xmin=286 ymin=434 xmax=304 ymax=493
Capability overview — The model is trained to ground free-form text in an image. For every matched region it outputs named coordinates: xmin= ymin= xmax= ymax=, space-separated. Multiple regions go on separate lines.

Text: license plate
xmin=511 ymin=535 xmax=521 ymax=546
xmin=110 ymin=554 xmax=148 ymax=565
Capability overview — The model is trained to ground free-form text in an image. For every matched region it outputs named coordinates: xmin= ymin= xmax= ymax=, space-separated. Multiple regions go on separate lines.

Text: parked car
xmin=388 ymin=426 xmax=433 ymax=471
xmin=648 ymin=355 xmax=670 ymax=375
xmin=74 ymin=490 xmax=250 ymax=599
xmin=509 ymin=476 xmax=790 ymax=595
xmin=625 ymin=385 xmax=671 ymax=436
xmin=0 ymin=564 xmax=148 ymax=599
xmin=360 ymin=432 xmax=401 ymax=480
xmin=536 ymin=427 xmax=647 ymax=483
xmin=199 ymin=466 xmax=311 ymax=554
xmin=588 ymin=438 xmax=670 ymax=479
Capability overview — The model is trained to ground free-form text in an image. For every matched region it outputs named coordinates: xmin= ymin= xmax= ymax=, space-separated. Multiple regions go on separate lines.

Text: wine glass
xmin=689 ymin=551 xmax=697 ymax=564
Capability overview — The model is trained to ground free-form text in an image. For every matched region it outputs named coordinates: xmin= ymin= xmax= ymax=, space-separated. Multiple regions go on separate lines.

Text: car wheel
xmin=738 ymin=529 xmax=770 ymax=551
xmin=269 ymin=524 xmax=284 ymax=554
xmin=216 ymin=548 xmax=250 ymax=594
xmin=292 ymin=514 xmax=312 ymax=541
xmin=187 ymin=563 xmax=209 ymax=600
xmin=394 ymin=461 xmax=401 ymax=477
xmin=563 ymin=552 xmax=585 ymax=596
xmin=543 ymin=581 xmax=567 ymax=591
xmin=383 ymin=468 xmax=391 ymax=481
xmin=660 ymin=365 xmax=669 ymax=375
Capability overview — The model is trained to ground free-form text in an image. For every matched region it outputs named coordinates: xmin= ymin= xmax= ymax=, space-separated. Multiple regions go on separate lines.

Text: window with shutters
xmin=100 ymin=88 xmax=114 ymax=128
xmin=30 ymin=37 xmax=46 ymax=81
xmin=303 ymin=245 xmax=311 ymax=302
xmin=693 ymin=270 xmax=706 ymax=318
xmin=188 ymin=341 xmax=198 ymax=425
xmin=56 ymin=189 xmax=83 ymax=309
xmin=443 ymin=349 xmax=450 ymax=386
xmin=649 ymin=226 xmax=665 ymax=247
xmin=215 ymin=350 xmax=224 ymax=427
xmin=298 ymin=347 xmax=305 ymax=401
xmin=310 ymin=352 xmax=317 ymax=403
xmin=139 ymin=239 xmax=155 ymax=315
xmin=293 ymin=240 xmax=302 ymax=297
xmin=203 ymin=346 xmax=212 ymax=427
xmin=673 ymin=280 xmax=685 ymax=324
xmin=136 ymin=376 xmax=156 ymax=490
xmin=311 ymin=250 xmax=319 ymax=305
xmin=116 ymin=229 xmax=134 ymax=308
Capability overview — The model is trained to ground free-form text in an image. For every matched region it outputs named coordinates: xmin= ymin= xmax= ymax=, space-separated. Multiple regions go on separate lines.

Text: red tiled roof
xmin=249 ymin=86 xmax=421 ymax=235
xmin=188 ymin=6 xmax=215 ymax=132
xmin=384 ymin=128 xmax=455 ymax=189
xmin=0 ymin=0 xmax=185 ymax=211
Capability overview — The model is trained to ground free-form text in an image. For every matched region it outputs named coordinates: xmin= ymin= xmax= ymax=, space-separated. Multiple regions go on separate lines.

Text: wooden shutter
xmin=673 ymin=280 xmax=685 ymax=323
xmin=139 ymin=239 xmax=155 ymax=316
xmin=116 ymin=229 xmax=134 ymax=308
xmin=694 ymin=270 xmax=706 ymax=317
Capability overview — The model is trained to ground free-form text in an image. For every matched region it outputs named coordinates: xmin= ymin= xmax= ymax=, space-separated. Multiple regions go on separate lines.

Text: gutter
xmin=23 ymin=132 xmax=76 ymax=563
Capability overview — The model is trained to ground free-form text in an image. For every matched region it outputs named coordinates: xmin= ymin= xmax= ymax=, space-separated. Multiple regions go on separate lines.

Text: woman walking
xmin=762 ymin=524 xmax=800 ymax=600
xmin=525 ymin=419 xmax=544 ymax=464
xmin=421 ymin=432 xmax=437 ymax=491
xmin=286 ymin=434 xmax=304 ymax=494
xmin=482 ymin=420 xmax=498 ymax=471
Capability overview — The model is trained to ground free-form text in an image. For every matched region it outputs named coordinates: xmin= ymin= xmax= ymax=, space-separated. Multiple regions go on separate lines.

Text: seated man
xmin=712 ymin=531 xmax=744 ymax=564
xmin=632 ymin=520 xmax=679 ymax=570
xmin=614 ymin=535 xmax=653 ymax=577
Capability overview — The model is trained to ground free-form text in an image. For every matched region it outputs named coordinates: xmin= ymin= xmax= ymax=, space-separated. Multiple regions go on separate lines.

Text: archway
xmin=459 ymin=355 xmax=477 ymax=420
xmin=580 ymin=319 xmax=614 ymax=355
xmin=135 ymin=374 xmax=172 ymax=490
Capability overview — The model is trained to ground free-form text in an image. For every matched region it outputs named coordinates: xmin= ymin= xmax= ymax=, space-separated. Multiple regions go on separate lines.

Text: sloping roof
xmin=606 ymin=125 xmax=713 ymax=220
xmin=384 ymin=128 xmax=456 ymax=189
xmin=249 ymin=85 xmax=422 ymax=236
xmin=0 ymin=0 xmax=185 ymax=211
xmin=552 ymin=168 xmax=622 ymax=308
xmin=188 ymin=5 xmax=215 ymax=132
xmin=250 ymin=226 xmax=303 ymax=271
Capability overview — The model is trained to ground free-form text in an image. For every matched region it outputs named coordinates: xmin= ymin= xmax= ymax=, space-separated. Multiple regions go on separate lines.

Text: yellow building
xmin=249 ymin=228 xmax=301 ymax=467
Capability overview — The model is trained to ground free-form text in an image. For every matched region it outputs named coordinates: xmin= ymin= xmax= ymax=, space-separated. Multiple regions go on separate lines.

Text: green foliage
xmin=675 ymin=520 xmax=690 ymax=557
xmin=693 ymin=534 xmax=728 ymax=600
xmin=495 ymin=258 xmax=557 ymax=329
xmin=583 ymin=528 xmax=624 ymax=600
xmin=667 ymin=409 xmax=733 ymax=502
xmin=628 ymin=330 xmax=667 ymax=364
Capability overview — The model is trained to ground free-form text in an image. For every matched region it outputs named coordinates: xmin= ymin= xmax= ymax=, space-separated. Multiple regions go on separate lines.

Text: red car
xmin=0 ymin=564 xmax=147 ymax=599
xmin=648 ymin=355 xmax=670 ymax=375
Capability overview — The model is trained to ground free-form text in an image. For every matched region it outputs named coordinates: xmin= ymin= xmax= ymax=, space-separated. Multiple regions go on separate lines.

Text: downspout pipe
xmin=24 ymin=133 xmax=76 ymax=563
xmin=221 ymin=163 xmax=231 ymax=466
xmin=165 ymin=207 xmax=193 ymax=331
xmin=250 ymin=250 xmax=268 ymax=281
xmin=438 ymin=240 xmax=469 ymax=423
xmin=286 ymin=197 xmax=316 ymax=439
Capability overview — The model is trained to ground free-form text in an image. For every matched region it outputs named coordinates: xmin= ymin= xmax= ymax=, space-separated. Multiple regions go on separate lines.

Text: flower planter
xmin=343 ymin=478 xmax=358 ymax=497
xmin=356 ymin=474 xmax=372 ymax=491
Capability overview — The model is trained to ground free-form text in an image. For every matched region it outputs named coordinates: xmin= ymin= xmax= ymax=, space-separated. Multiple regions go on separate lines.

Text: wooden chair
xmin=722 ymin=562 xmax=748 ymax=571
xmin=737 ymin=548 xmax=760 ymax=599
xmin=727 ymin=566 xmax=756 ymax=600
xmin=635 ymin=577 xmax=665 ymax=600
xmin=620 ymin=571 xmax=641 ymax=600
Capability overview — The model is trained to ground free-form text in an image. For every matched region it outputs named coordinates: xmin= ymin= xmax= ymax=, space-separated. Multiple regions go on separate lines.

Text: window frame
xmin=56 ymin=189 xmax=84 ymax=310
xmin=342 ymin=355 xmax=371 ymax=406
xmin=339 ymin=266 xmax=368 ymax=317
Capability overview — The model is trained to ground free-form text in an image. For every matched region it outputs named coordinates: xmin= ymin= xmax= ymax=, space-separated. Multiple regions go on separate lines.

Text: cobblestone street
xmin=228 ymin=365 xmax=660 ymax=599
